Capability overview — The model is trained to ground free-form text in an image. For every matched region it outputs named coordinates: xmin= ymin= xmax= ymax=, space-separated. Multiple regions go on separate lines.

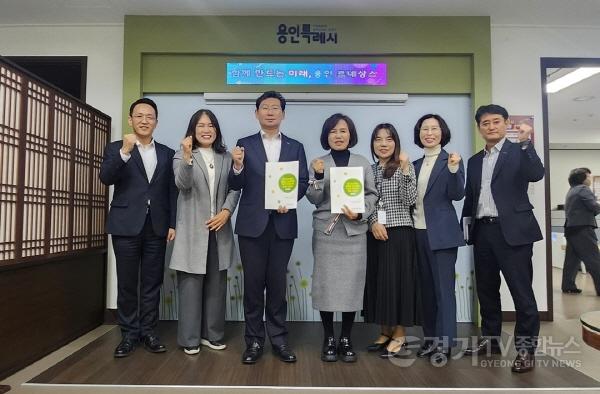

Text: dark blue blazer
xmin=461 ymin=140 xmax=544 ymax=246
xmin=228 ymin=132 xmax=308 ymax=239
xmin=99 ymin=140 xmax=178 ymax=237
xmin=414 ymin=149 xmax=466 ymax=250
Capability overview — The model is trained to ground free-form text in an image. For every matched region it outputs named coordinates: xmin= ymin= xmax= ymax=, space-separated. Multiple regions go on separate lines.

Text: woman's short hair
xmin=413 ymin=114 xmax=451 ymax=148
xmin=319 ymin=113 xmax=358 ymax=150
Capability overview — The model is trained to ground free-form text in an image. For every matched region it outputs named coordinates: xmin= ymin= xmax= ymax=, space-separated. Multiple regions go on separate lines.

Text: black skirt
xmin=363 ymin=226 xmax=422 ymax=327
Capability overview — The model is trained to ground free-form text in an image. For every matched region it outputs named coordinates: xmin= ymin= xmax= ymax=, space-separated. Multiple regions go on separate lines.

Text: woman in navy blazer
xmin=411 ymin=114 xmax=465 ymax=364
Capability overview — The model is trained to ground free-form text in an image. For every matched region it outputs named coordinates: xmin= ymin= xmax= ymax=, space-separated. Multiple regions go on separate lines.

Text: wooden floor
xmin=28 ymin=322 xmax=599 ymax=389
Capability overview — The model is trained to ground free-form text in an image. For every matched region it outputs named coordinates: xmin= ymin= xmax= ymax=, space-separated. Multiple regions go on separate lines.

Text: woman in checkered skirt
xmin=363 ymin=123 xmax=420 ymax=358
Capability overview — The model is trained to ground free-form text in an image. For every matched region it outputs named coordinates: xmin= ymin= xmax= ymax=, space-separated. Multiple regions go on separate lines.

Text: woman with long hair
xmin=363 ymin=123 xmax=420 ymax=358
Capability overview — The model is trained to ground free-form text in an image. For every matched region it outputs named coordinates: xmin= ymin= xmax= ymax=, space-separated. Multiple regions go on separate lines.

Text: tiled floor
xmin=1 ymin=268 xmax=599 ymax=393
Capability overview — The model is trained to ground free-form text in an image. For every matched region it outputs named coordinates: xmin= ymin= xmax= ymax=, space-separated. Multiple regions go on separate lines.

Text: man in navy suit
xmin=229 ymin=91 xmax=308 ymax=364
xmin=461 ymin=104 xmax=544 ymax=373
xmin=100 ymin=98 xmax=177 ymax=358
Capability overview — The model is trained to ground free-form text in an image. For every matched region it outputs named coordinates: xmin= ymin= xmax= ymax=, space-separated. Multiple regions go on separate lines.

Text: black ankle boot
xmin=321 ymin=336 xmax=337 ymax=362
xmin=337 ymin=336 xmax=357 ymax=362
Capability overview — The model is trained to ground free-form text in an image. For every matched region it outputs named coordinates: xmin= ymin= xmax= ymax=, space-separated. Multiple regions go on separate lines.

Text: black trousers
xmin=238 ymin=216 xmax=294 ymax=347
xmin=473 ymin=221 xmax=539 ymax=353
xmin=112 ymin=213 xmax=166 ymax=340
xmin=562 ymin=226 xmax=600 ymax=295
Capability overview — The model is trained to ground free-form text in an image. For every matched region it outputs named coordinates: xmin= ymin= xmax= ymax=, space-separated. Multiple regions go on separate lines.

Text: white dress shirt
xmin=120 ymin=138 xmax=157 ymax=207
xmin=120 ymin=139 xmax=157 ymax=182
xmin=260 ymin=129 xmax=282 ymax=162
xmin=476 ymin=137 xmax=506 ymax=218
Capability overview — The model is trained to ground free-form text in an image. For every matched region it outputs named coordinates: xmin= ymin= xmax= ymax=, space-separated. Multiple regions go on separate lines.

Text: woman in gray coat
xmin=169 ymin=109 xmax=240 ymax=355
xmin=306 ymin=113 xmax=377 ymax=363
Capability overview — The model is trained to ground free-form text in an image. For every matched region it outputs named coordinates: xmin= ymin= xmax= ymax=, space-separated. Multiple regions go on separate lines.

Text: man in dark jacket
xmin=561 ymin=167 xmax=600 ymax=295
xmin=100 ymin=98 xmax=177 ymax=358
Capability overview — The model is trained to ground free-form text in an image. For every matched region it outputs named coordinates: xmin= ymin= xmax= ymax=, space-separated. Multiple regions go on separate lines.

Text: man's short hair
xmin=129 ymin=98 xmax=158 ymax=118
xmin=568 ymin=167 xmax=591 ymax=187
xmin=475 ymin=104 xmax=509 ymax=126
xmin=256 ymin=91 xmax=286 ymax=111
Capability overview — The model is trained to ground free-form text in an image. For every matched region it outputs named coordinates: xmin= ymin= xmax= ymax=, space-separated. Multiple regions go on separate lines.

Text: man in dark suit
xmin=561 ymin=167 xmax=600 ymax=295
xmin=461 ymin=104 xmax=544 ymax=373
xmin=229 ymin=91 xmax=308 ymax=364
xmin=100 ymin=98 xmax=177 ymax=358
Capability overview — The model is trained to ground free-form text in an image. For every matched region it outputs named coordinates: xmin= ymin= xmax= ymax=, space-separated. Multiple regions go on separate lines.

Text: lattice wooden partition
xmin=0 ymin=58 xmax=110 ymax=266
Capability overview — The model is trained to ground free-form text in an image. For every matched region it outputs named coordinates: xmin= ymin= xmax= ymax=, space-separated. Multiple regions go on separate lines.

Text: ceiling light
xmin=547 ymin=68 xmax=600 ymax=93
xmin=573 ymin=95 xmax=595 ymax=101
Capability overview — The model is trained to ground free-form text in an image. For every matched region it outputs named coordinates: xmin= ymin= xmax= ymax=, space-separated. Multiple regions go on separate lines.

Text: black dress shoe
xmin=367 ymin=334 xmax=391 ymax=352
xmin=430 ymin=347 xmax=452 ymax=365
xmin=142 ymin=334 xmax=166 ymax=353
xmin=464 ymin=337 xmax=501 ymax=356
xmin=114 ymin=338 xmax=136 ymax=358
xmin=511 ymin=352 xmax=535 ymax=373
xmin=338 ymin=336 xmax=357 ymax=363
xmin=562 ymin=288 xmax=582 ymax=294
xmin=416 ymin=340 xmax=436 ymax=358
xmin=242 ymin=341 xmax=263 ymax=364
xmin=321 ymin=336 xmax=338 ymax=362
xmin=272 ymin=343 xmax=297 ymax=363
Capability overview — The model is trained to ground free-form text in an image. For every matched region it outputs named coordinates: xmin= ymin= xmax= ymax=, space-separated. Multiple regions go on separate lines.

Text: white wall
xmin=550 ymin=128 xmax=600 ymax=143
xmin=491 ymin=24 xmax=600 ymax=312
xmin=0 ymin=23 xmax=125 ymax=308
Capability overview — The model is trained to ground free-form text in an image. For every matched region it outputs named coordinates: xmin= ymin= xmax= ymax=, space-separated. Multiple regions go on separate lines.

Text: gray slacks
xmin=562 ymin=226 xmax=600 ymax=295
xmin=177 ymin=232 xmax=227 ymax=347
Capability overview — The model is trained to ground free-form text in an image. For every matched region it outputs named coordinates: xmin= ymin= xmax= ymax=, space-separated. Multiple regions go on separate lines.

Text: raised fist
xmin=232 ymin=146 xmax=245 ymax=170
xmin=448 ymin=153 xmax=461 ymax=166
xmin=312 ymin=158 xmax=325 ymax=174
xmin=517 ymin=122 xmax=533 ymax=143
xmin=121 ymin=133 xmax=137 ymax=155
xmin=181 ymin=136 xmax=193 ymax=161
xmin=398 ymin=151 xmax=410 ymax=172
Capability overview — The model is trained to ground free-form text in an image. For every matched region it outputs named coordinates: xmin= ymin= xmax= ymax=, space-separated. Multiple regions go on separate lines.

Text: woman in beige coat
xmin=169 ymin=109 xmax=240 ymax=355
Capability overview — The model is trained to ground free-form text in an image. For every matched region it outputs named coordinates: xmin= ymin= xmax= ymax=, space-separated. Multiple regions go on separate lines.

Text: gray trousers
xmin=562 ymin=226 xmax=600 ymax=295
xmin=177 ymin=232 xmax=227 ymax=347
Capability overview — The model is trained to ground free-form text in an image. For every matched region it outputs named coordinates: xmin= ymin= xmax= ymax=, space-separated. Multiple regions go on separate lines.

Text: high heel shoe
xmin=379 ymin=337 xmax=407 ymax=359
xmin=367 ymin=334 xmax=391 ymax=352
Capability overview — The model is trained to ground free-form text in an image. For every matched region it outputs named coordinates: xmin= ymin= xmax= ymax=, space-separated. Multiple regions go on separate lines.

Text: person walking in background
xmin=169 ymin=109 xmax=240 ymax=355
xmin=363 ymin=123 xmax=420 ymax=359
xmin=306 ymin=113 xmax=378 ymax=363
xmin=561 ymin=167 xmax=600 ymax=296
xmin=411 ymin=114 xmax=465 ymax=365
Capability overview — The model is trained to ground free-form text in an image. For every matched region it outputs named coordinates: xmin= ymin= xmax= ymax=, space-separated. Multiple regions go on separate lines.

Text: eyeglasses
xmin=259 ymin=106 xmax=282 ymax=112
xmin=132 ymin=114 xmax=156 ymax=122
